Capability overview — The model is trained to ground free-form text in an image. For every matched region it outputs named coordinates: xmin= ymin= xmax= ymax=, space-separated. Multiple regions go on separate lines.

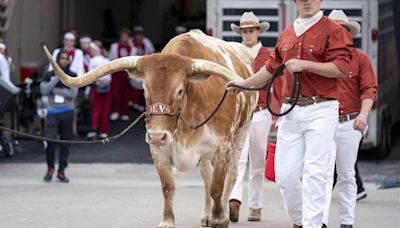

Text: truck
xmin=206 ymin=0 xmax=400 ymax=158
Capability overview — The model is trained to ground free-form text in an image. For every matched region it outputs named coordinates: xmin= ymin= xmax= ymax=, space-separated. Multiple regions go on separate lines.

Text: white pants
xmin=323 ymin=119 xmax=362 ymax=225
xmin=275 ymin=101 xmax=338 ymax=228
xmin=230 ymin=109 xmax=272 ymax=209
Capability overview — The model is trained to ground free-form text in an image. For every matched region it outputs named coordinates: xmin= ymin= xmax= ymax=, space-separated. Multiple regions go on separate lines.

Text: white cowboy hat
xmin=328 ymin=9 xmax=361 ymax=37
xmin=231 ymin=11 xmax=270 ymax=35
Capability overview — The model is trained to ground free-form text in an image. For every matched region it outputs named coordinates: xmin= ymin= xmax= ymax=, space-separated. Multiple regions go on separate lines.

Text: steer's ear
xmin=188 ymin=72 xmax=212 ymax=83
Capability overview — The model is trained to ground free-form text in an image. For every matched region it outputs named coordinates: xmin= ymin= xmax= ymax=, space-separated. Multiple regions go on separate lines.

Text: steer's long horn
xmin=191 ymin=59 xmax=244 ymax=82
xmin=43 ymin=45 xmax=141 ymax=88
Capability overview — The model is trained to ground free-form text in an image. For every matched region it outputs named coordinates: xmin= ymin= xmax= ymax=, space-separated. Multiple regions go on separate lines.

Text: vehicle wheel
xmin=375 ymin=115 xmax=391 ymax=159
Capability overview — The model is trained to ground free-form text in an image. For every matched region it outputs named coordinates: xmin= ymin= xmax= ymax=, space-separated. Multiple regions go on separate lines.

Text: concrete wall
xmin=4 ymin=0 xmax=205 ymax=83
xmin=6 ymin=0 xmax=62 ymax=83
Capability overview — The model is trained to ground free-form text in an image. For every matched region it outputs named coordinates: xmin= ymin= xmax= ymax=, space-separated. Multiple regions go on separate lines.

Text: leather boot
xmin=247 ymin=208 xmax=261 ymax=221
xmin=229 ymin=199 xmax=241 ymax=222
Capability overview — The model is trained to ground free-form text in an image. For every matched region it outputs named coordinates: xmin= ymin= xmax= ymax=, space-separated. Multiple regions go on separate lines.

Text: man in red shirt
xmin=322 ymin=10 xmax=378 ymax=228
xmin=228 ymin=11 xmax=272 ymax=223
xmin=109 ymin=28 xmax=137 ymax=121
xmin=227 ymin=1 xmax=353 ymax=227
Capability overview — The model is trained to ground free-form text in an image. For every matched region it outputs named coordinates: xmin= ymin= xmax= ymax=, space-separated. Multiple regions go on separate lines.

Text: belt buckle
xmin=311 ymin=96 xmax=317 ymax=105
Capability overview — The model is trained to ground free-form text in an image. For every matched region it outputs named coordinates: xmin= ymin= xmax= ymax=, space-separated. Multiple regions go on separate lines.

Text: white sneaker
xmin=86 ymin=131 xmax=97 ymax=139
xmin=99 ymin=133 xmax=108 ymax=139
xmin=121 ymin=115 xmax=130 ymax=121
xmin=110 ymin=112 xmax=120 ymax=121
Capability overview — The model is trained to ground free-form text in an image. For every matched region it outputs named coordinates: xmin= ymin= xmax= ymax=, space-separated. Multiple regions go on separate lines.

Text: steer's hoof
xmin=210 ymin=220 xmax=229 ymax=228
xmin=201 ymin=215 xmax=210 ymax=227
xmin=158 ymin=220 xmax=175 ymax=228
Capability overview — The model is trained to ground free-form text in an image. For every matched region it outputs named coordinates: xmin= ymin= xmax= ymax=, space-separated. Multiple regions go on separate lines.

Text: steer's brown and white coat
xmin=44 ymin=30 xmax=257 ymax=228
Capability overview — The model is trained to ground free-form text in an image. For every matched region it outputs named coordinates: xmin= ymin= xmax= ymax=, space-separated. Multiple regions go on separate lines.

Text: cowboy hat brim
xmin=231 ymin=21 xmax=270 ymax=35
xmin=333 ymin=20 xmax=361 ymax=37
xmin=343 ymin=21 xmax=361 ymax=37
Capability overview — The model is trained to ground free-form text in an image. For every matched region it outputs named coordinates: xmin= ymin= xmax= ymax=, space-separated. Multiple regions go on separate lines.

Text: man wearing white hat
xmin=322 ymin=10 xmax=377 ymax=228
xmin=227 ymin=0 xmax=353 ymax=227
xmin=48 ymin=32 xmax=85 ymax=76
xmin=228 ymin=11 xmax=272 ymax=223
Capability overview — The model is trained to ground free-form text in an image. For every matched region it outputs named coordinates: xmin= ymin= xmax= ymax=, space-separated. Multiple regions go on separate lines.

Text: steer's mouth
xmin=146 ymin=130 xmax=173 ymax=146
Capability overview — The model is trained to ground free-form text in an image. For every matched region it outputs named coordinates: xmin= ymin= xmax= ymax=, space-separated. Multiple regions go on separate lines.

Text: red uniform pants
xmin=91 ymin=89 xmax=111 ymax=134
xmin=111 ymin=71 xmax=130 ymax=115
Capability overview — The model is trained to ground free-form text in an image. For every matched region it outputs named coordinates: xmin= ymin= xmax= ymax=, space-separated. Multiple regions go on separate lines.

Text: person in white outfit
xmin=226 ymin=1 xmax=353 ymax=227
xmin=85 ymin=41 xmax=112 ymax=140
xmin=228 ymin=11 xmax=272 ymax=223
xmin=322 ymin=10 xmax=378 ymax=228
xmin=49 ymin=32 xmax=85 ymax=76
xmin=0 ymin=42 xmax=20 ymax=92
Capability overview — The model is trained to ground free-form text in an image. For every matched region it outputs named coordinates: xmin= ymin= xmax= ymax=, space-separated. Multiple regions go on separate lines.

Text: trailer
xmin=207 ymin=0 xmax=400 ymax=158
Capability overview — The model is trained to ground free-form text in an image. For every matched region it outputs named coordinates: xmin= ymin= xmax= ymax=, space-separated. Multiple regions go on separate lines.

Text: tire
xmin=375 ymin=115 xmax=391 ymax=159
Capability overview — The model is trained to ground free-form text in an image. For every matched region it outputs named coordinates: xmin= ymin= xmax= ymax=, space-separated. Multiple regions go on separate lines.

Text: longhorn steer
xmin=44 ymin=30 xmax=257 ymax=228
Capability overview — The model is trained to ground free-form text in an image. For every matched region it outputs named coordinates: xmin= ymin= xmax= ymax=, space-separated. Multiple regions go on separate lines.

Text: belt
xmin=339 ymin=112 xmax=359 ymax=123
xmin=283 ymin=96 xmax=334 ymax=107
xmin=254 ymin=106 xmax=267 ymax=113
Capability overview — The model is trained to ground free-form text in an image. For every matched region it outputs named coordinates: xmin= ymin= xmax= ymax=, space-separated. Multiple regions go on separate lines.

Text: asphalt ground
xmin=0 ymin=163 xmax=399 ymax=228
xmin=0 ymin=109 xmax=399 ymax=227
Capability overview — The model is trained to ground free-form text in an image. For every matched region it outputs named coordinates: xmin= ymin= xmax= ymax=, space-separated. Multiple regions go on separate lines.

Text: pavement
xmin=0 ymin=163 xmax=399 ymax=228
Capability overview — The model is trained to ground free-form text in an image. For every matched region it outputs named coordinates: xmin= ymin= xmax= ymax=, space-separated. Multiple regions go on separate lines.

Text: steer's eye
xmin=177 ymin=89 xmax=183 ymax=96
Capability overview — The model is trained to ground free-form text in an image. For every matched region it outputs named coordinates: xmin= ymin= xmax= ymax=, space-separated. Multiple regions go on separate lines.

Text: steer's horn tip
xmin=43 ymin=45 xmax=52 ymax=59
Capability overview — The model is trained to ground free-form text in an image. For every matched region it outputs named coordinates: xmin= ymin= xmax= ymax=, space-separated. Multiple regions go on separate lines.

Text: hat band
xmin=240 ymin=21 xmax=259 ymax=27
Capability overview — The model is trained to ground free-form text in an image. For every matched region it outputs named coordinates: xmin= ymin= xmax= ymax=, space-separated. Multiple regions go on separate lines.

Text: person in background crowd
xmin=130 ymin=25 xmax=155 ymax=55
xmin=79 ymin=35 xmax=92 ymax=73
xmin=68 ymin=27 xmax=80 ymax=46
xmin=0 ymin=40 xmax=20 ymax=92
xmin=128 ymin=25 xmax=155 ymax=112
xmin=49 ymin=32 xmax=85 ymax=76
xmin=226 ymin=0 xmax=353 ymax=227
xmin=322 ymin=10 xmax=377 ymax=228
xmin=228 ymin=11 xmax=272 ymax=223
xmin=109 ymin=28 xmax=136 ymax=121
xmin=41 ymin=50 xmax=78 ymax=183
xmin=86 ymin=41 xmax=112 ymax=139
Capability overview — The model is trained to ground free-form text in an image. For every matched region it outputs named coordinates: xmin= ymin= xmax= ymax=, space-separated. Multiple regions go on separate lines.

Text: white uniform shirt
xmin=89 ymin=55 xmax=111 ymax=85
xmin=108 ymin=42 xmax=137 ymax=60
xmin=0 ymin=53 xmax=20 ymax=92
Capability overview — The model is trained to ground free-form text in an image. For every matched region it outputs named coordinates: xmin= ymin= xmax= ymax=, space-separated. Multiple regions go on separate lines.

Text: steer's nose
xmin=147 ymin=131 xmax=168 ymax=146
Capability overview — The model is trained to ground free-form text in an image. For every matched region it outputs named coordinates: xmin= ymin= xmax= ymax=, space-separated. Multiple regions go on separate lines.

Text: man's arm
xmin=226 ymin=66 xmax=272 ymax=92
xmin=40 ymin=73 xmax=59 ymax=95
xmin=52 ymin=87 xmax=78 ymax=98
xmin=285 ymin=60 xmax=346 ymax=78
xmin=353 ymin=98 xmax=374 ymax=131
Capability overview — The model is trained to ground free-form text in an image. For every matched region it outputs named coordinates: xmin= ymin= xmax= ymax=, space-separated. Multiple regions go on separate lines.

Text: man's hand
xmin=285 ymin=59 xmax=308 ymax=74
xmin=353 ymin=113 xmax=368 ymax=131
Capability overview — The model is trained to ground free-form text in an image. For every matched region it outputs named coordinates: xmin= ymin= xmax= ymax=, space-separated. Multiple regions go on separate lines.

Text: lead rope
xmin=0 ymin=112 xmax=146 ymax=144
xmin=180 ymin=64 xmax=301 ymax=129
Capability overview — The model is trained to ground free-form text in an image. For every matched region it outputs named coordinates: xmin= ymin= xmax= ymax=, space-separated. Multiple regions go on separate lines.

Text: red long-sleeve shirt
xmin=266 ymin=16 xmax=353 ymax=100
xmin=338 ymin=48 xmax=378 ymax=114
